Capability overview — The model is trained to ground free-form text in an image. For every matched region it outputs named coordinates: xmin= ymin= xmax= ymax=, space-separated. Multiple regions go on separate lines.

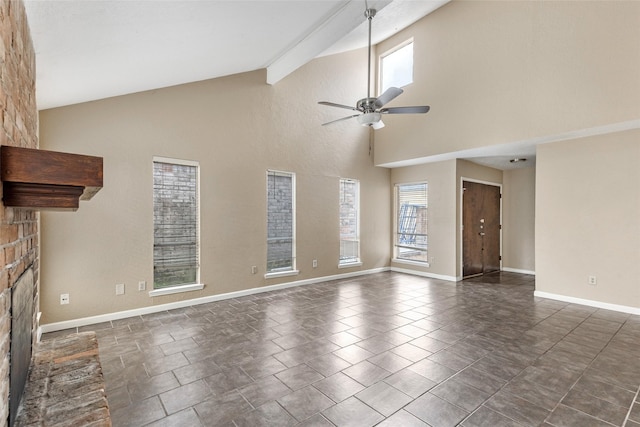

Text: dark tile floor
xmin=43 ymin=272 xmax=640 ymax=426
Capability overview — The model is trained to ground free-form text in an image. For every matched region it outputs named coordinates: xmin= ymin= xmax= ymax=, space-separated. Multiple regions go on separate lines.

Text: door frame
xmin=459 ymin=177 xmax=503 ymax=279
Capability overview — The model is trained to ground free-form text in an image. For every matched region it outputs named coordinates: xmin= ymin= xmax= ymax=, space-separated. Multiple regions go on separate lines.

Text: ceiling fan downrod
xmin=365 ymin=8 xmax=376 ymax=101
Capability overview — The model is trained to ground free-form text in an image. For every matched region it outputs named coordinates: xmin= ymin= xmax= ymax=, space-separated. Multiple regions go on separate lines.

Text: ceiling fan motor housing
xmin=357 ymin=97 xmax=378 ymax=113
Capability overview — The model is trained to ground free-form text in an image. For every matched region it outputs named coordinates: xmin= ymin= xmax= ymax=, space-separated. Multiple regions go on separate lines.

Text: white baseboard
xmin=534 ymin=291 xmax=640 ymax=316
xmin=392 ymin=267 xmax=536 ymax=282
xmin=36 ymin=311 xmax=42 ymax=342
xmin=390 ymin=267 xmax=457 ymax=282
xmin=502 ymin=267 xmax=535 ymax=275
xmin=51 ymin=268 xmax=634 ymax=333
xmin=40 ymin=267 xmax=391 ymax=333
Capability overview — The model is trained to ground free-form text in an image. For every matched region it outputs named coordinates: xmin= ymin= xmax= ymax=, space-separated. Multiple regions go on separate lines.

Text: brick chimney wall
xmin=0 ymin=1 xmax=39 ymax=426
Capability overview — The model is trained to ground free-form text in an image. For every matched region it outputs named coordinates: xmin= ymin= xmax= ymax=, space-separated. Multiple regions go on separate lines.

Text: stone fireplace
xmin=0 ymin=206 xmax=39 ymax=427
xmin=9 ymin=269 xmax=34 ymax=427
xmin=0 ymin=0 xmax=41 ymax=426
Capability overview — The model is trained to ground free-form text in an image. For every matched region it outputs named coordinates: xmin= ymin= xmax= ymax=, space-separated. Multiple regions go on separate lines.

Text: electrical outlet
xmin=138 ymin=281 xmax=146 ymax=291
xmin=251 ymin=266 xmax=258 ymax=274
xmin=588 ymin=276 xmax=597 ymax=286
xmin=312 ymin=259 xmax=318 ymax=268
xmin=60 ymin=293 xmax=69 ymax=305
xmin=115 ymin=283 xmax=125 ymax=295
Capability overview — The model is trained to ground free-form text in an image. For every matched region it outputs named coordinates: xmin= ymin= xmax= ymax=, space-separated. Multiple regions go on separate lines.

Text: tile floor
xmin=43 ymin=272 xmax=640 ymax=426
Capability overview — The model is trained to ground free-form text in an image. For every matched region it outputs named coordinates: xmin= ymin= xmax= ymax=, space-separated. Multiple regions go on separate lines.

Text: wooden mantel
xmin=1 ymin=146 xmax=103 ymax=210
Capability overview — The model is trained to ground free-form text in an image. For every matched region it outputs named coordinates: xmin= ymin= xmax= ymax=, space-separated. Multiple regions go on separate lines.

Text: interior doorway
xmin=462 ymin=180 xmax=501 ymax=278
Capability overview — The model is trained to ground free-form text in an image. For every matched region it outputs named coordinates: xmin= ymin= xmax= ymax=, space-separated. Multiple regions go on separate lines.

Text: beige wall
xmin=389 ymin=159 xmax=510 ymax=280
xmin=502 ymin=167 xmax=535 ymax=273
xmin=390 ymin=160 xmax=457 ymax=278
xmin=39 ymin=49 xmax=391 ymax=324
xmin=456 ymin=160 xmax=503 ymax=186
xmin=379 ymin=0 xmax=638 ymax=312
xmin=374 ymin=1 xmax=640 ymax=165
xmin=536 ymin=130 xmax=640 ymax=309
xmin=38 ymin=0 xmax=640 ymax=325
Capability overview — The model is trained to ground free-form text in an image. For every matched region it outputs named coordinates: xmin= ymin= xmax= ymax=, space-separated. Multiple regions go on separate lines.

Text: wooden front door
xmin=463 ymin=181 xmax=501 ymax=278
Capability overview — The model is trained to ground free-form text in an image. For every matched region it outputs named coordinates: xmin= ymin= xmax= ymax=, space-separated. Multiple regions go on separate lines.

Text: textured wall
xmin=374 ymin=1 xmax=640 ymax=165
xmin=536 ymin=130 xmax=640 ymax=309
xmin=390 ymin=160 xmax=457 ymax=279
xmin=0 ymin=0 xmax=39 ymax=425
xmin=39 ymin=49 xmax=392 ymax=324
xmin=502 ymin=167 xmax=535 ymax=273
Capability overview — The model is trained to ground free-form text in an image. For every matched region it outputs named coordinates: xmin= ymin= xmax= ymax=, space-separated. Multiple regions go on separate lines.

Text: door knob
xmin=479 ymin=232 xmax=485 ymax=236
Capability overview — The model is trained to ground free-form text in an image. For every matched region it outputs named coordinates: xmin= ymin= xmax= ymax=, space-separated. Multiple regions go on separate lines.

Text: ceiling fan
xmin=319 ymin=7 xmax=430 ymax=130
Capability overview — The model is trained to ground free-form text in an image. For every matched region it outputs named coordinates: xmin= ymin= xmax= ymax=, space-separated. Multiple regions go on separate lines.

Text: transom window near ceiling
xmin=379 ymin=39 xmax=414 ymax=94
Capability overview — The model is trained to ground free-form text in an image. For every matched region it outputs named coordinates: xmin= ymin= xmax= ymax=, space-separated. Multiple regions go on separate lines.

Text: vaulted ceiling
xmin=24 ymin=0 xmax=544 ymax=170
xmin=24 ymin=0 xmax=448 ymax=110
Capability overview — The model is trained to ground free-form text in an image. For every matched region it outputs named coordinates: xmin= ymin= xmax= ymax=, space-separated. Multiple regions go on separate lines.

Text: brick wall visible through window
xmin=153 ymin=159 xmax=199 ymax=288
xmin=267 ymin=170 xmax=295 ymax=272
xmin=339 ymin=178 xmax=360 ymax=264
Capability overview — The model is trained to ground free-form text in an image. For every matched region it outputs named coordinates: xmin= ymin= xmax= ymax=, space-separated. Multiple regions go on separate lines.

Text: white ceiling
xmin=24 ymin=0 xmax=448 ymax=110
xmin=24 ymin=0 xmax=537 ymax=170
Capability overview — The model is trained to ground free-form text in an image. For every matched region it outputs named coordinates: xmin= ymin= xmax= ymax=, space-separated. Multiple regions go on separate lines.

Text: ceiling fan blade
xmin=375 ymin=87 xmax=404 ymax=108
xmin=321 ymin=114 xmax=361 ymax=126
xmin=318 ymin=101 xmax=358 ymax=111
xmin=380 ymin=106 xmax=430 ymax=114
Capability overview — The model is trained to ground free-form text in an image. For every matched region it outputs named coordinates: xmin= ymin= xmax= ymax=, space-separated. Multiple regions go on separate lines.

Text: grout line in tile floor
xmin=622 ymin=386 xmax=640 ymax=427
xmin=537 ymin=311 xmax=627 ymax=427
xmin=41 ymin=272 xmax=640 ymax=427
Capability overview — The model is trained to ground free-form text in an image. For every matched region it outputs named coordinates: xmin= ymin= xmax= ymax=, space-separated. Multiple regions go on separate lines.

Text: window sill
xmin=264 ymin=270 xmax=299 ymax=279
xmin=338 ymin=261 xmax=362 ymax=269
xmin=149 ymin=283 xmax=205 ymax=297
xmin=392 ymin=258 xmax=430 ymax=268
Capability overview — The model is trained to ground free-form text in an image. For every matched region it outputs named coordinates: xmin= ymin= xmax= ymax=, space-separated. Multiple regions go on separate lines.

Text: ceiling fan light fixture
xmin=371 ymin=120 xmax=385 ymax=130
xmin=358 ymin=112 xmax=382 ymax=127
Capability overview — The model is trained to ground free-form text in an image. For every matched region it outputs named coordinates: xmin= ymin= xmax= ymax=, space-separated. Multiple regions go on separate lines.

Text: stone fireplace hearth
xmin=14 ymin=332 xmax=111 ymax=426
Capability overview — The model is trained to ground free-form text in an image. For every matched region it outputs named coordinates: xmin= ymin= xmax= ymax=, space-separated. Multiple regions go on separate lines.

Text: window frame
xmin=150 ymin=156 xmax=203 ymax=297
xmin=265 ymin=169 xmax=298 ymax=278
xmin=393 ymin=181 xmax=429 ymax=266
xmin=338 ymin=178 xmax=362 ymax=268
xmin=379 ymin=38 xmax=414 ymax=95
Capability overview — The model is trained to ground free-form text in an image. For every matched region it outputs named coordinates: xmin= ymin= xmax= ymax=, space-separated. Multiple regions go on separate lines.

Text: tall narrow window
xmin=153 ymin=158 xmax=199 ymax=289
xmin=380 ymin=40 xmax=414 ymax=94
xmin=339 ymin=178 xmax=360 ymax=265
xmin=395 ymin=182 xmax=428 ymax=263
xmin=267 ymin=170 xmax=296 ymax=274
